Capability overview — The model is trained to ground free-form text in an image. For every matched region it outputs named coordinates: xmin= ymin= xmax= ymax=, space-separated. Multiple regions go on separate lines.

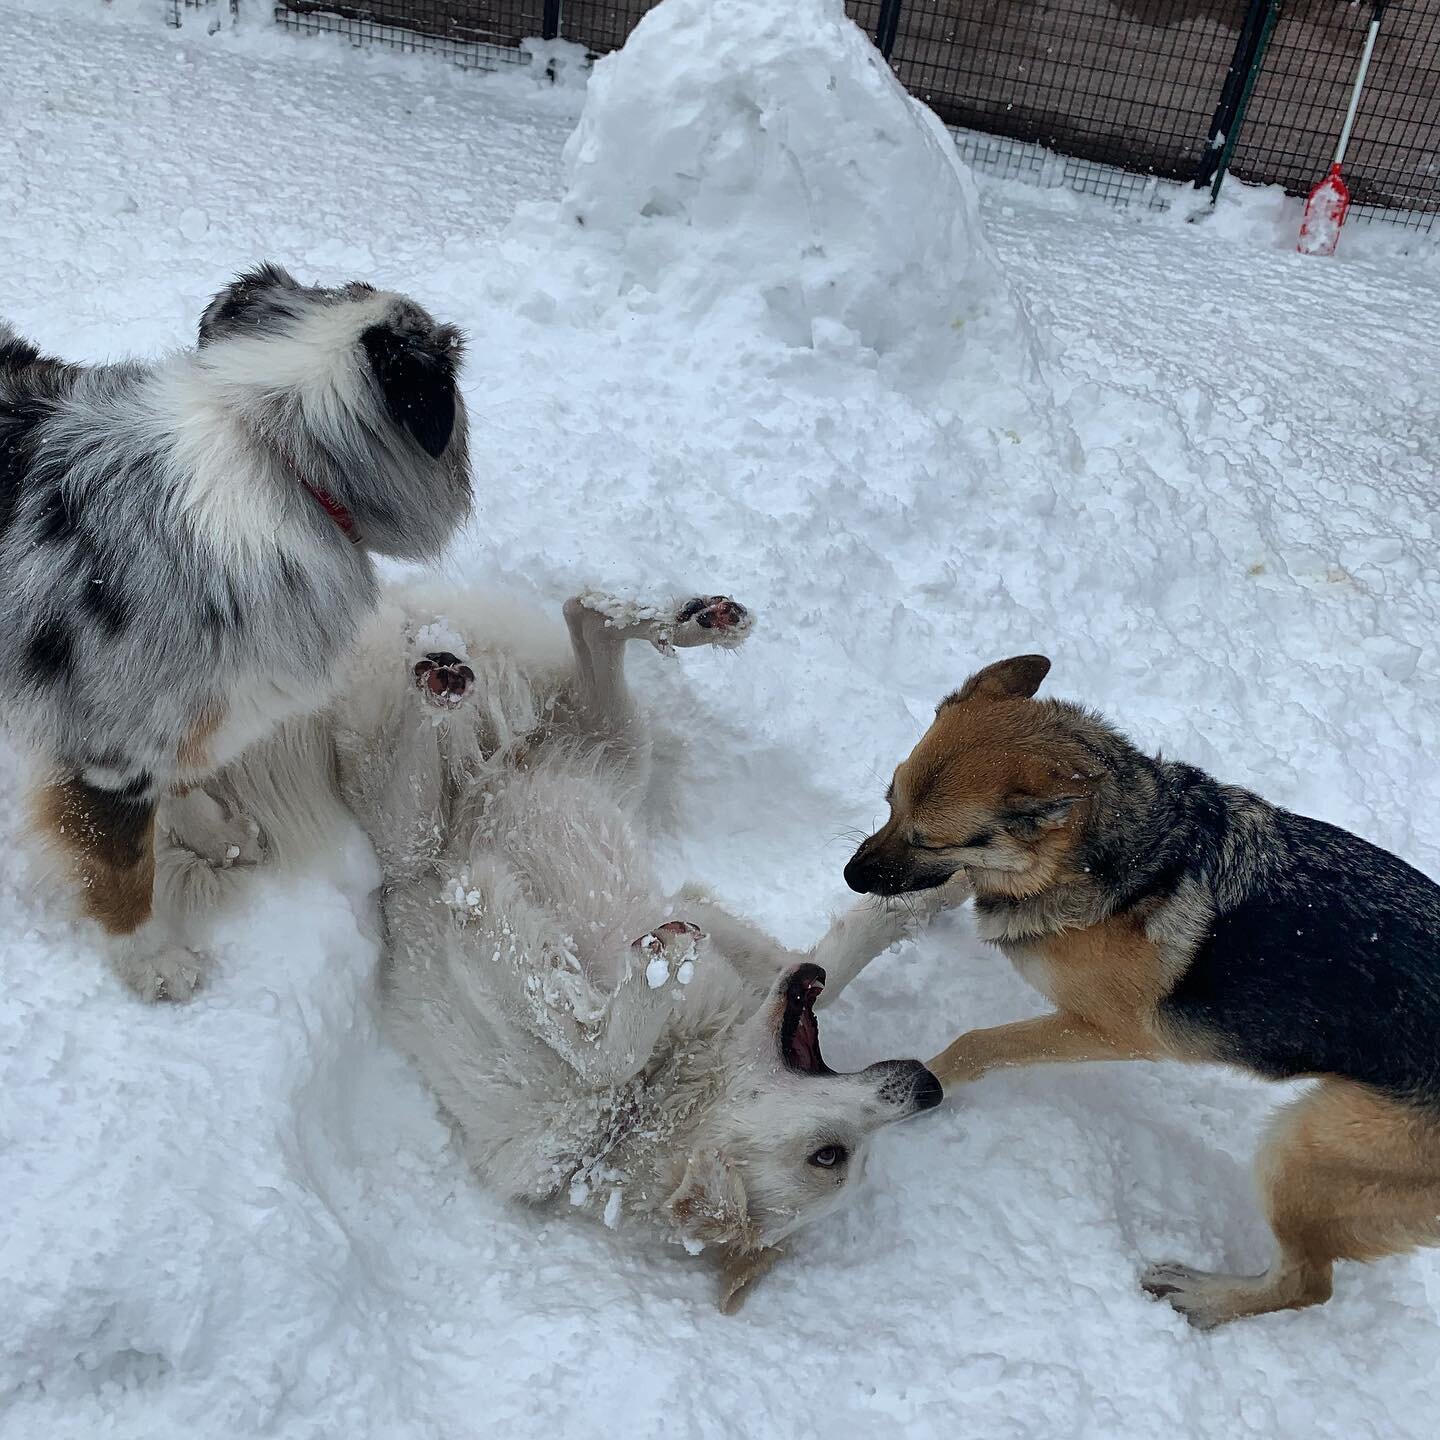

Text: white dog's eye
xmin=808 ymin=1144 xmax=848 ymax=1169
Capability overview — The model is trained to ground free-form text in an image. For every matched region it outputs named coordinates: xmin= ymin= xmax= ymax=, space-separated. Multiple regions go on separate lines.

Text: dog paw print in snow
xmin=633 ymin=920 xmax=704 ymax=988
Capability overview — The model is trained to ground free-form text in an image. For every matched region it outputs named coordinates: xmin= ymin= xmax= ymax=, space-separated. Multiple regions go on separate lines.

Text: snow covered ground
xmin=4 ymin=1 xmax=1440 ymax=1436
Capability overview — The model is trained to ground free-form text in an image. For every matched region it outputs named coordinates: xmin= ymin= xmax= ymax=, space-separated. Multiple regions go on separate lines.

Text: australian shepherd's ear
xmin=361 ymin=319 xmax=464 ymax=459
xmin=197 ymin=262 xmax=306 ymax=346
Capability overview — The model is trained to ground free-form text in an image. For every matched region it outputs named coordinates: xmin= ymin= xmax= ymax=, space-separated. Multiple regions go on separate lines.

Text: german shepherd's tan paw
xmin=1141 ymin=1262 xmax=1236 ymax=1328
xmin=1140 ymin=1261 xmax=1265 ymax=1329
xmin=1142 ymin=1257 xmax=1332 ymax=1328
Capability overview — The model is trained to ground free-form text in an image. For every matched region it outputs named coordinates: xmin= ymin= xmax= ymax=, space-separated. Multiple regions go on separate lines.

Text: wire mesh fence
xmin=167 ymin=0 xmax=237 ymax=25
xmin=558 ymin=0 xmax=656 ymax=54
xmin=272 ymin=2 xmax=552 ymax=65
xmin=886 ymin=1 xmax=1249 ymax=182
xmin=242 ymin=1 xmax=1440 ymax=228
xmin=1229 ymin=0 xmax=1440 ymax=228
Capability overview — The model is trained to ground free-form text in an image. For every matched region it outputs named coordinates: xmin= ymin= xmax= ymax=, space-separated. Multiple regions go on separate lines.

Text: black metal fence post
xmin=1206 ymin=0 xmax=1281 ymax=204
xmin=542 ymin=0 xmax=562 ymax=43
xmin=1194 ymin=0 xmax=1275 ymax=190
xmin=874 ymin=0 xmax=903 ymax=61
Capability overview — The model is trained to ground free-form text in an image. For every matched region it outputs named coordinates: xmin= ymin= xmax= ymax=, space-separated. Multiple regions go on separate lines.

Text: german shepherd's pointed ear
xmin=361 ymin=322 xmax=462 ymax=458
xmin=951 ymin=654 xmax=1051 ymax=704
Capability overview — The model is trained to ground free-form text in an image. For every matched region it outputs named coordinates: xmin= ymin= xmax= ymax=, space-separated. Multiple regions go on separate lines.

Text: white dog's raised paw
xmin=223 ymin=814 xmax=265 ymax=868
xmin=661 ymin=596 xmax=752 ymax=653
xmin=413 ymin=651 xmax=476 ymax=708
xmin=634 ymin=919 xmax=705 ymax=988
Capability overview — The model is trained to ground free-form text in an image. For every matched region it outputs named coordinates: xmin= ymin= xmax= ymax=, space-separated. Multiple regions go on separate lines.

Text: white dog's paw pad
xmin=665 ymin=596 xmax=752 ymax=650
xmin=634 ymin=920 xmax=705 ymax=987
xmin=414 ymin=651 xmax=475 ymax=707
xmin=219 ymin=815 xmax=265 ymax=868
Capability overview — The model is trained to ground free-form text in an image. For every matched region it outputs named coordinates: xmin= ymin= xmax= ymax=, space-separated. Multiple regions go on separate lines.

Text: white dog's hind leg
xmin=563 ymin=593 xmax=752 ymax=736
xmin=338 ymin=648 xmax=477 ymax=880
xmin=455 ymin=856 xmax=681 ymax=1087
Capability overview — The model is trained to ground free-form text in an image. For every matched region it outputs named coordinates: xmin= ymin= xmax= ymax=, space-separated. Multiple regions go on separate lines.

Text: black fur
xmin=1160 ymin=803 xmax=1440 ymax=1105
xmin=0 ymin=332 xmax=41 ymax=369
xmin=24 ymin=615 xmax=74 ymax=686
xmin=361 ymin=321 xmax=458 ymax=459
xmin=81 ymin=569 xmax=130 ymax=637
xmin=34 ymin=485 xmax=80 ymax=547
xmin=196 ymin=262 xmax=306 ymax=346
xmin=0 ymin=395 xmax=49 ymax=547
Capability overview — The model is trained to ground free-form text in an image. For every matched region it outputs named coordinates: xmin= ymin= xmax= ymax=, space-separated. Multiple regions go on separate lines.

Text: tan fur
xmin=883 ymin=653 xmax=1440 ymax=1324
xmin=33 ymin=779 xmax=156 ymax=936
xmin=177 ymin=702 xmax=226 ymax=772
xmin=928 ymin=915 xmax=1216 ymax=1085
xmin=717 ymin=1245 xmax=786 ymax=1316
xmin=1143 ymin=1082 xmax=1440 ymax=1326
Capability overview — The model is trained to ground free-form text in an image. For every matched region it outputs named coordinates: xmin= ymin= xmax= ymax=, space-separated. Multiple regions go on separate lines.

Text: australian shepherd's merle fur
xmin=846 ymin=654 xmax=1440 ymax=1327
xmin=0 ymin=263 xmax=471 ymax=1001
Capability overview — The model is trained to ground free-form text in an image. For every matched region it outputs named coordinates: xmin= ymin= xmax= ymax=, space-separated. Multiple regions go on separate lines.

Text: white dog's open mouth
xmin=778 ymin=964 xmax=831 ymax=1075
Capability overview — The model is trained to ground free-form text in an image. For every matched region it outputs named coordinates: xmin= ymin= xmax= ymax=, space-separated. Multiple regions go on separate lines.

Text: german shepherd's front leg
xmin=929 ymin=1011 xmax=1157 ymax=1088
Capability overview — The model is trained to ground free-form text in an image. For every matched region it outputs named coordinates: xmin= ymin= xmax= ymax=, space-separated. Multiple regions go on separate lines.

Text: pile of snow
xmin=524 ymin=0 xmax=1043 ymax=417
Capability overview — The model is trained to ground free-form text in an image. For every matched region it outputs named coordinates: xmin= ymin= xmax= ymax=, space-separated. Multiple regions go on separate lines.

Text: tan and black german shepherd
xmin=845 ymin=654 xmax=1440 ymax=1327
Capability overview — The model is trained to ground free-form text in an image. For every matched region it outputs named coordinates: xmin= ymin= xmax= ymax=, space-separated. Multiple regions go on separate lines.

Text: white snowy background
xmin=3 ymin=0 xmax=1440 ymax=1436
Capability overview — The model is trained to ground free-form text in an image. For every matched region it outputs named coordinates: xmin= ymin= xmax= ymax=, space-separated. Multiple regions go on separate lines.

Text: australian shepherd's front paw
xmin=109 ymin=922 xmax=211 ymax=1003
xmin=413 ymin=652 xmax=475 ymax=708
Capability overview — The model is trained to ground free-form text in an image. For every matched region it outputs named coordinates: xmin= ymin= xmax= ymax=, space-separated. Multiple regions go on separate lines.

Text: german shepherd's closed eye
xmin=845 ymin=654 xmax=1440 ymax=1328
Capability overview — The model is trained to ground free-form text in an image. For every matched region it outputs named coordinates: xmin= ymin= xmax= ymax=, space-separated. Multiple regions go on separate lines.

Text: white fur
xmin=161 ymin=585 xmax=938 ymax=1303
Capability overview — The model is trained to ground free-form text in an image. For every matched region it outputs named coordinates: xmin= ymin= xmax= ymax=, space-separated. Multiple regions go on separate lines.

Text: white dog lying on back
xmin=160 ymin=586 xmax=941 ymax=1310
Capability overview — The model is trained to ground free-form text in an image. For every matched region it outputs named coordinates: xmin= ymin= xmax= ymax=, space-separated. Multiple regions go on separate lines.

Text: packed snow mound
xmin=527 ymin=0 xmax=1045 ymax=404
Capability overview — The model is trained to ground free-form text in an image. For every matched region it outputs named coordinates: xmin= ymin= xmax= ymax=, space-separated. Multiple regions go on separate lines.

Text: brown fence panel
xmin=1229 ymin=0 xmax=1440 ymax=221
xmin=884 ymin=0 xmax=1250 ymax=181
xmin=557 ymin=0 xmax=659 ymax=54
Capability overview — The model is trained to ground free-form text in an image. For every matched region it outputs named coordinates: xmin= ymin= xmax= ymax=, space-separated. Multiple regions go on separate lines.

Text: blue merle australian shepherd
xmin=0 ymin=264 xmax=471 ymax=1000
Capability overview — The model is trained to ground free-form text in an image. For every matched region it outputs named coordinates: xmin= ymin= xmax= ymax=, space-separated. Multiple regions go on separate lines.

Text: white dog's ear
xmin=716 ymin=1245 xmax=785 ymax=1316
xmin=665 ymin=1149 xmax=756 ymax=1253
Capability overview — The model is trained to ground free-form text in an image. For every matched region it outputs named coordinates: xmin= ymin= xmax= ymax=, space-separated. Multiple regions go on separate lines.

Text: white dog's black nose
xmin=912 ymin=1067 xmax=943 ymax=1112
